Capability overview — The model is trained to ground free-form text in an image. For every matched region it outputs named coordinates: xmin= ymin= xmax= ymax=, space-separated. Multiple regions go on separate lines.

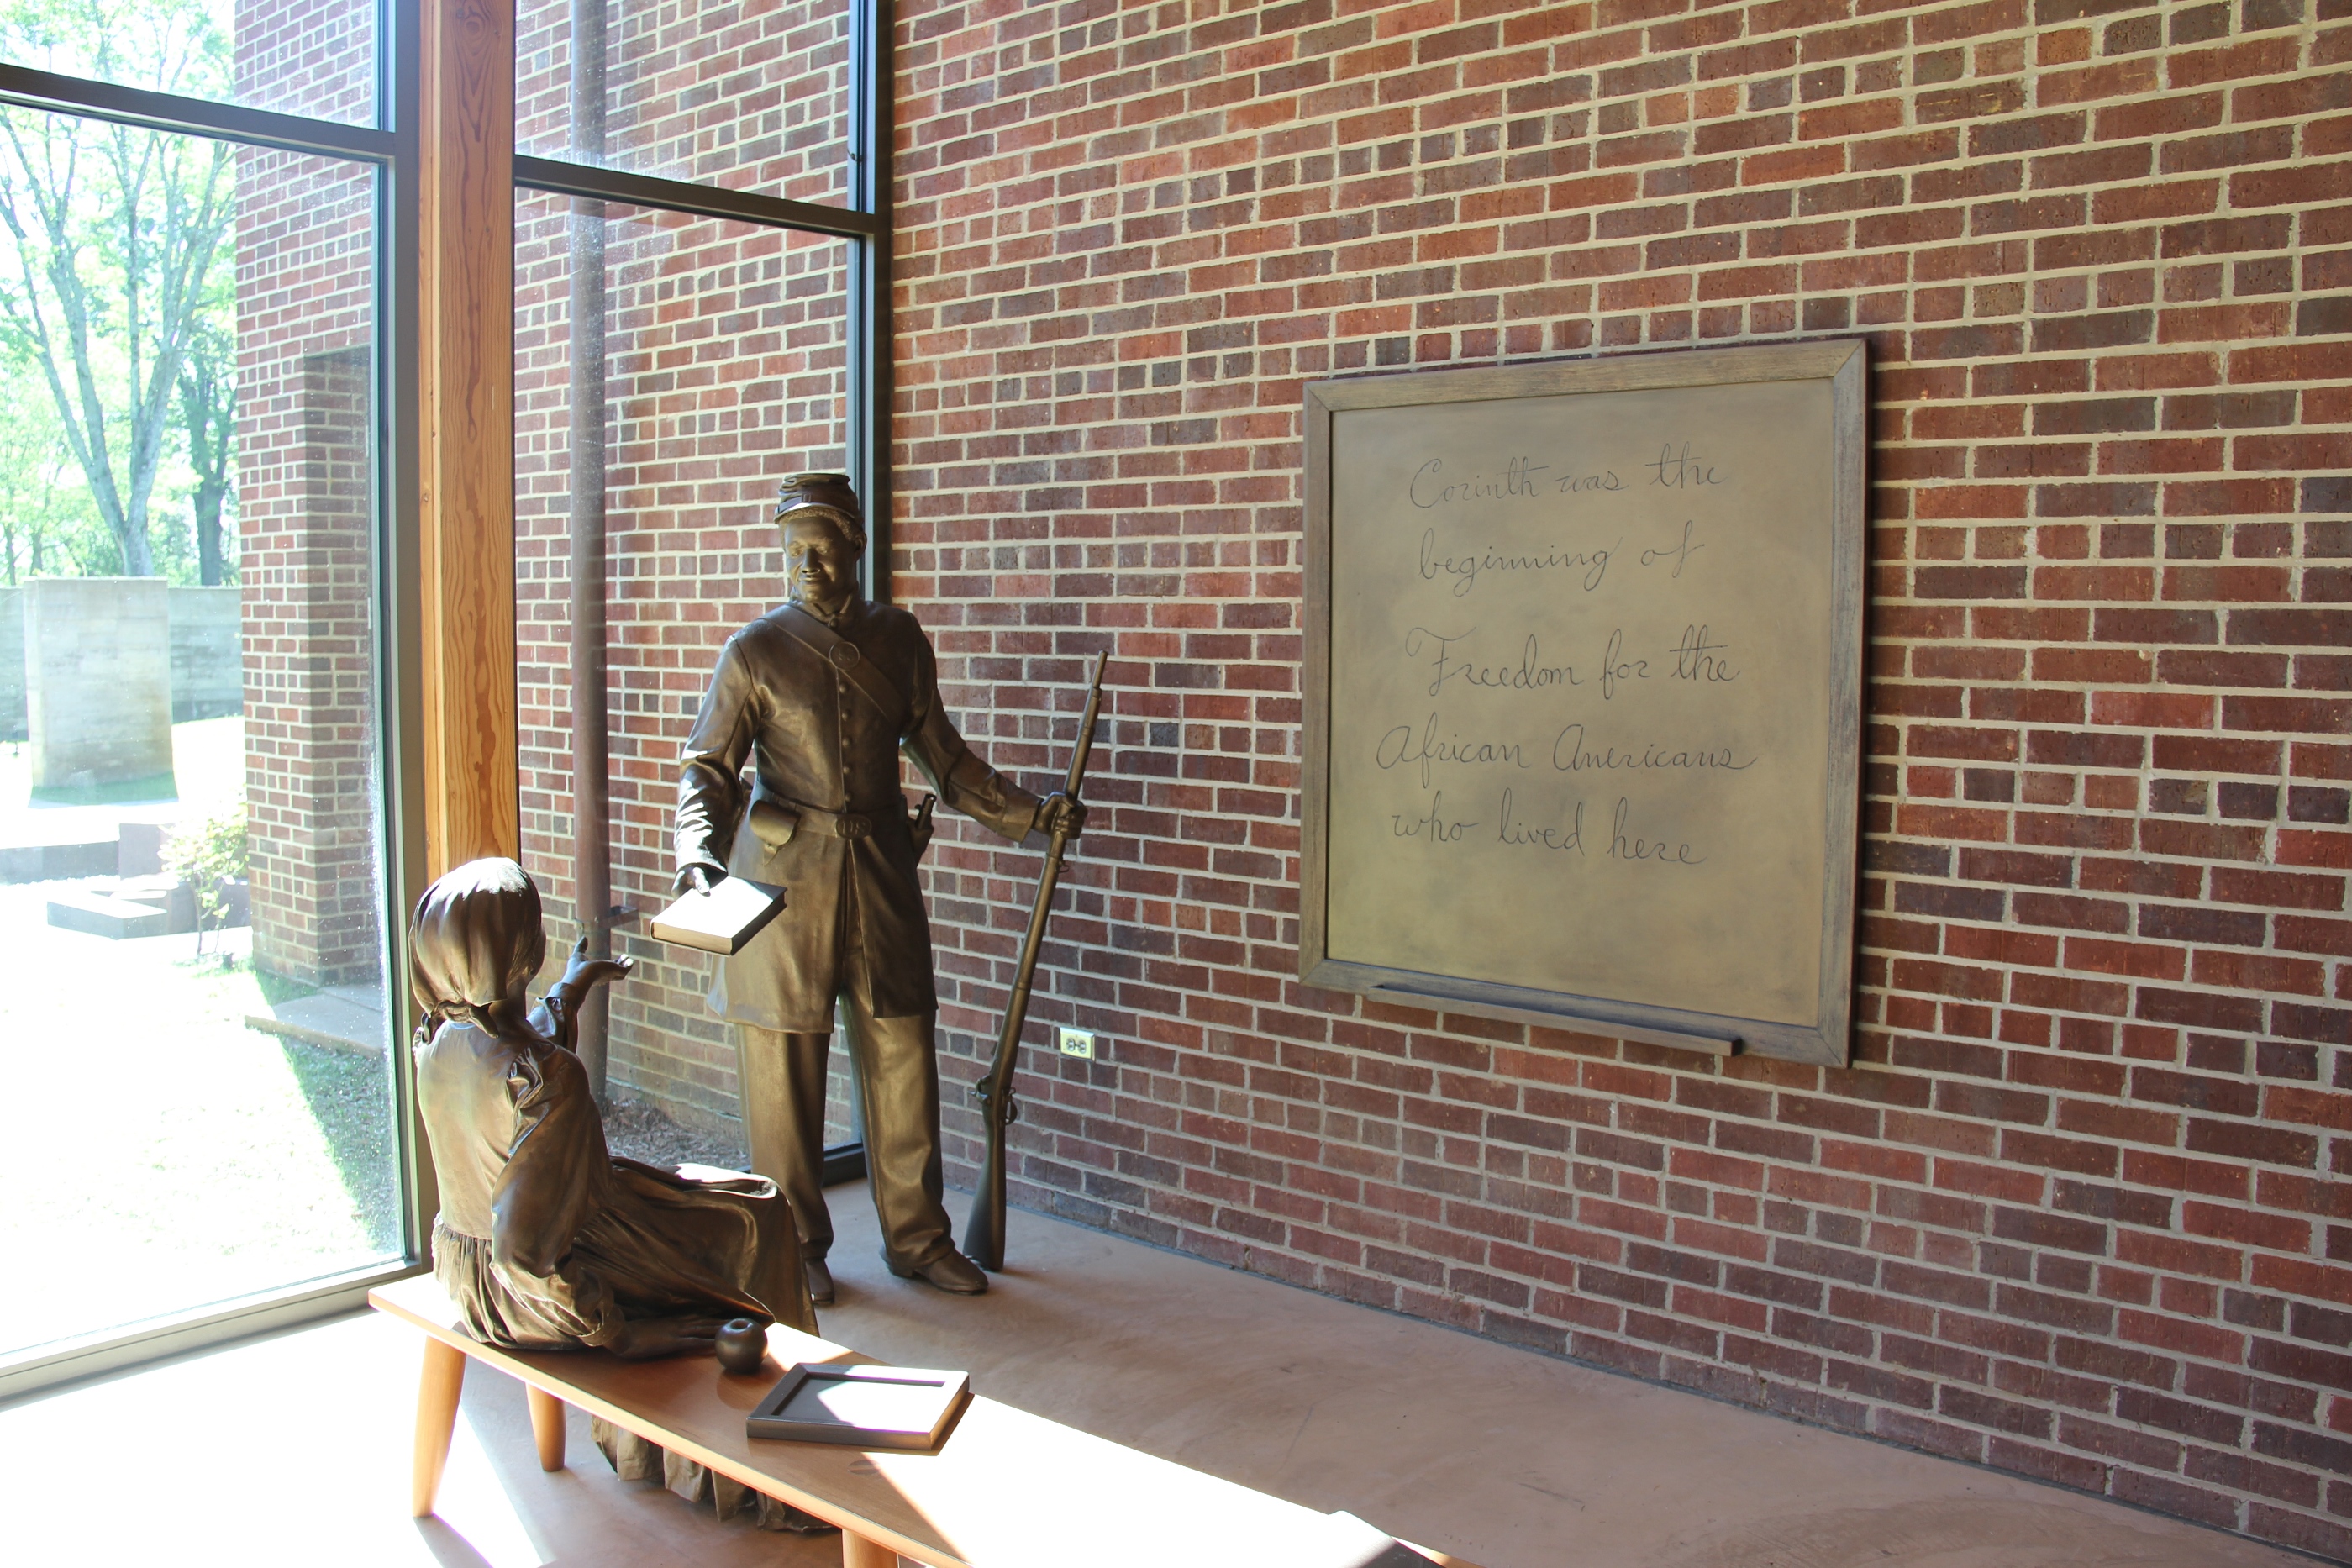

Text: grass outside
xmin=0 ymin=719 xmax=245 ymax=846
xmin=0 ymin=714 xmax=736 ymax=1359
xmin=0 ymin=871 xmax=402 ymax=1359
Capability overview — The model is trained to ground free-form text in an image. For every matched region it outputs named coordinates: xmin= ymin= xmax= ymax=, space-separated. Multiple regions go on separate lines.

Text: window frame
xmin=0 ymin=42 xmax=415 ymax=1400
xmin=510 ymin=0 xmax=895 ymax=592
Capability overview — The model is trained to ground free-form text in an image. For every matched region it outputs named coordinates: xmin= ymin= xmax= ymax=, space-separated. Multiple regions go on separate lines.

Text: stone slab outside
xmin=244 ymin=982 xmax=388 ymax=1055
xmin=21 ymin=576 xmax=174 ymax=790
xmin=0 ymin=840 xmax=117 ymax=883
xmin=0 ymin=583 xmax=238 ymax=743
xmin=44 ymin=888 xmax=172 ymax=940
xmin=44 ymin=887 xmax=175 ymax=939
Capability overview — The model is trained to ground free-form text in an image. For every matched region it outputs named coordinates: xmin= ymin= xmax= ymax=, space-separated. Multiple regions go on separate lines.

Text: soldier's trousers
xmin=736 ymin=998 xmax=957 ymax=1273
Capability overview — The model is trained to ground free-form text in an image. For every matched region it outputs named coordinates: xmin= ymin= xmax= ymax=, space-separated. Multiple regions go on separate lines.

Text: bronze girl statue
xmin=409 ymin=856 xmax=816 ymax=1357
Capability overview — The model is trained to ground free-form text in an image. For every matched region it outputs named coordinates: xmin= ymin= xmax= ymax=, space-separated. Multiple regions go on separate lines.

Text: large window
xmin=516 ymin=0 xmax=853 ymax=205
xmin=0 ymin=0 xmax=402 ymax=1391
xmin=0 ymin=0 xmax=889 ymax=1396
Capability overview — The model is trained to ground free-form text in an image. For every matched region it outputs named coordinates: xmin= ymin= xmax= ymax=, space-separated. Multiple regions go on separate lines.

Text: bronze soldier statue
xmin=675 ymin=474 xmax=1082 ymax=1301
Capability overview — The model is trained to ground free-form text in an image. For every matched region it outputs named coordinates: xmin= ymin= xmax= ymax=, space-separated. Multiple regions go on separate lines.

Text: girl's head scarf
xmin=408 ymin=856 xmax=546 ymax=1041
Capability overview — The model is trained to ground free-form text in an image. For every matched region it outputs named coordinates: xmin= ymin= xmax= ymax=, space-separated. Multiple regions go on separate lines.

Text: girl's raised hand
xmin=561 ymin=934 xmax=634 ymax=990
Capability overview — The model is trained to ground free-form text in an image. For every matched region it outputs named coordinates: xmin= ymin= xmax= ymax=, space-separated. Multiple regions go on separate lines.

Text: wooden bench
xmin=371 ymin=1276 xmax=1476 ymax=1568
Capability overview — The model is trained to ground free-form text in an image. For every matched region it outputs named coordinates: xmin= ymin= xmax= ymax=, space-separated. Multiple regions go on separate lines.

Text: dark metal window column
xmin=565 ymin=0 xmax=615 ymax=1102
xmin=850 ymin=0 xmax=896 ymax=602
xmin=513 ymin=0 xmax=893 ymax=1166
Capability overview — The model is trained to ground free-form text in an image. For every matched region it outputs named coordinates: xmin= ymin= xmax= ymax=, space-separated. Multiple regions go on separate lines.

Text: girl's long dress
xmin=415 ymin=1018 xmax=817 ymax=1351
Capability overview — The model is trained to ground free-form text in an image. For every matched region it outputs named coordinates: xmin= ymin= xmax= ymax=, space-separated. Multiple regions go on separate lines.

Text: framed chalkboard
xmin=1299 ymin=342 xmax=1866 ymax=1066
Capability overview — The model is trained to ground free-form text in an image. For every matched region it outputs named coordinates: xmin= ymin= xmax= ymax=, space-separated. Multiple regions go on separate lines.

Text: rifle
xmin=964 ymin=650 xmax=1108 ymax=1272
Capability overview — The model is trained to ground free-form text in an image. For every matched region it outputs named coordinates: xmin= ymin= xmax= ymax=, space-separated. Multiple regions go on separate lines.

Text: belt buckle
xmin=839 ymin=812 xmax=871 ymax=840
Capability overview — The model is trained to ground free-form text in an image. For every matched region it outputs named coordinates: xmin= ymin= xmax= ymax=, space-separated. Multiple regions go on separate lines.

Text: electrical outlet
xmin=1056 ymin=1026 xmax=1097 ymax=1060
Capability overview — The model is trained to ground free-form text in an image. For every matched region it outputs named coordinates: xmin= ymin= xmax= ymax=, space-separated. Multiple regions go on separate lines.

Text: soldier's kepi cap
xmin=773 ymin=472 xmax=862 ymax=530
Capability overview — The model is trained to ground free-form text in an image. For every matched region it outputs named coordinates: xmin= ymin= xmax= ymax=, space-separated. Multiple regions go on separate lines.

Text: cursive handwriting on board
xmin=1420 ymin=529 xmax=1618 ymax=596
xmin=1366 ymin=440 xmax=1746 ymax=874
xmin=1408 ymin=455 xmax=1623 ymax=508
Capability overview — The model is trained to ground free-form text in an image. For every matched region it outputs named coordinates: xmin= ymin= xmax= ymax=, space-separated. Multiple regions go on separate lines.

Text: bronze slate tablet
xmin=650 ymin=877 xmax=787 ymax=955
xmin=747 ymin=1363 xmax=971 ymax=1452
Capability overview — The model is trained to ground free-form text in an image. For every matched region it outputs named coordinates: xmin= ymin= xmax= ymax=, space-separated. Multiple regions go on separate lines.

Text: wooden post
xmin=527 ymin=1386 xmax=567 ymax=1471
xmin=412 ymin=1337 xmax=469 ymax=1517
xmin=417 ymin=0 xmax=519 ymax=876
xmin=841 ymin=1531 xmax=898 ymax=1568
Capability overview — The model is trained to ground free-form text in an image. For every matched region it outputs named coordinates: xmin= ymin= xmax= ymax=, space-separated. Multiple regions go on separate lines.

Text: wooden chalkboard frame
xmin=1298 ymin=341 xmax=1867 ymax=1066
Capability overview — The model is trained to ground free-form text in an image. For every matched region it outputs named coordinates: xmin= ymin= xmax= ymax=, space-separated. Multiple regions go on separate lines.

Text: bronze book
xmin=650 ymin=877 xmax=787 ymax=955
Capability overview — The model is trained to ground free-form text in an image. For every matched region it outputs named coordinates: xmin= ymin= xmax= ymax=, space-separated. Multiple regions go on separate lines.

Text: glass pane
xmin=0 ymin=110 xmax=397 ymax=1361
xmin=517 ymin=0 xmax=853 ymax=206
xmin=513 ymin=190 xmax=854 ymax=1159
xmin=0 ymin=0 xmax=376 ymax=129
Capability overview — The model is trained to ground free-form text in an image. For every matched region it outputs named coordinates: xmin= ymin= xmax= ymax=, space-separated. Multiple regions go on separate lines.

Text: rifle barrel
xmin=963 ymin=651 xmax=1108 ymax=1271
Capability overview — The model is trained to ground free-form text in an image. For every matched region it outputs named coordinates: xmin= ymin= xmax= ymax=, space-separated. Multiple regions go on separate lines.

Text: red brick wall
xmin=233 ymin=0 xmax=375 ymax=124
xmin=511 ymin=0 xmax=860 ymax=1130
xmin=513 ymin=191 xmax=855 ymax=1125
xmin=233 ymin=0 xmax=383 ymax=986
xmin=234 ymin=125 xmax=383 ymax=984
xmin=887 ymin=0 xmax=2352 ymax=1556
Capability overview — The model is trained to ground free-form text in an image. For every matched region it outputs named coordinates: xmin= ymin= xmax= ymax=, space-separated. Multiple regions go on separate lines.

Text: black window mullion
xmin=513 ymin=153 xmax=881 ymax=240
xmin=381 ymin=0 xmax=433 ymax=1263
xmin=851 ymin=0 xmax=895 ymax=598
xmin=0 ymin=61 xmax=396 ymax=163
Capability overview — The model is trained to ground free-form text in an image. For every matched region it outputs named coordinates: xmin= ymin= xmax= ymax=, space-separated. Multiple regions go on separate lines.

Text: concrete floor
xmin=0 ymin=1189 xmax=2313 ymax=1568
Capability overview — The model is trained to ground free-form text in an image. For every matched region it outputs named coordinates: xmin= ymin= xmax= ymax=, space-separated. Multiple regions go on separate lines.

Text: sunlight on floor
xmin=2 ymin=1312 xmax=838 ymax=1568
xmin=434 ymin=1411 xmax=557 ymax=1568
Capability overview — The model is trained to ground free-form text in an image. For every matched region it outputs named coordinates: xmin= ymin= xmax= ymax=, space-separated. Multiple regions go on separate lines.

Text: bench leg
xmin=842 ymin=1529 xmax=897 ymax=1568
xmin=412 ymin=1337 xmax=469 ymax=1518
xmin=527 ymin=1386 xmax=566 ymax=1471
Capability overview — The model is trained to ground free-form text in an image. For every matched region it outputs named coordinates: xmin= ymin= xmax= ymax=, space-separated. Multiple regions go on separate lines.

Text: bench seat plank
xmin=371 ymin=1275 xmax=1432 ymax=1568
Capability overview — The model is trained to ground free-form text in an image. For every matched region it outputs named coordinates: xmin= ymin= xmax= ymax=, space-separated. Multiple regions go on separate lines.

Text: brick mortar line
xmin=1028 ymin=1059 xmax=2342 ymax=1222
xmin=895 ymin=43 xmax=2343 ymax=150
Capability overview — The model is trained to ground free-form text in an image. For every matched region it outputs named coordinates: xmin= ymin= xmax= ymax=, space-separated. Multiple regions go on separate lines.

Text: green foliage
xmin=0 ymin=382 xmax=101 ymax=581
xmin=165 ymin=803 xmax=246 ymax=948
xmin=0 ymin=0 xmax=230 ymax=95
xmin=0 ymin=0 xmax=239 ymax=585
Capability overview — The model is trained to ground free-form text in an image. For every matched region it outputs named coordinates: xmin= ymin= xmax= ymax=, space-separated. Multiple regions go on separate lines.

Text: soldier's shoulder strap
xmin=773 ymin=602 xmax=911 ymax=726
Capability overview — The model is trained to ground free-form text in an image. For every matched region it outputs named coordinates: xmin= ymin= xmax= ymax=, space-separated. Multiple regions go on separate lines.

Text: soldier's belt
xmin=750 ymin=795 xmax=896 ymax=844
xmin=804 ymin=803 xmax=876 ymax=840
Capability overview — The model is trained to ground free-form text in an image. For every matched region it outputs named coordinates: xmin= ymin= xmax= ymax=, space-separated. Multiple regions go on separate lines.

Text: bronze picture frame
xmin=1299 ymin=342 xmax=1867 ymax=1066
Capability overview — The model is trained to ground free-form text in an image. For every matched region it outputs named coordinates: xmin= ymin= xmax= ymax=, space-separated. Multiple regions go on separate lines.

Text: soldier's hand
xmin=1038 ymin=792 xmax=1087 ymax=840
xmin=679 ymin=864 xmax=725 ymax=896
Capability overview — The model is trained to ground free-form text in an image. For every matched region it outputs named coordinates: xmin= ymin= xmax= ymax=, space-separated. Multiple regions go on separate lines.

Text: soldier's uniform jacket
xmin=676 ymin=597 xmax=1041 ymax=1033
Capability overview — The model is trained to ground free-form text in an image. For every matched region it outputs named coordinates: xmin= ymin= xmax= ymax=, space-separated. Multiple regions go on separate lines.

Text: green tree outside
xmin=0 ymin=0 xmax=239 ymax=585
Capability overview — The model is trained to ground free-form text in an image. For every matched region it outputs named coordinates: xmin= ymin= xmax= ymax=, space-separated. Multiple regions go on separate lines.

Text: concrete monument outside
xmin=24 ymin=576 xmax=174 ymax=793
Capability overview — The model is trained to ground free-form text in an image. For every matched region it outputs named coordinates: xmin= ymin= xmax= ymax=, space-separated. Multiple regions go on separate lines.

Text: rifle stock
xmin=964 ymin=651 xmax=1108 ymax=1271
